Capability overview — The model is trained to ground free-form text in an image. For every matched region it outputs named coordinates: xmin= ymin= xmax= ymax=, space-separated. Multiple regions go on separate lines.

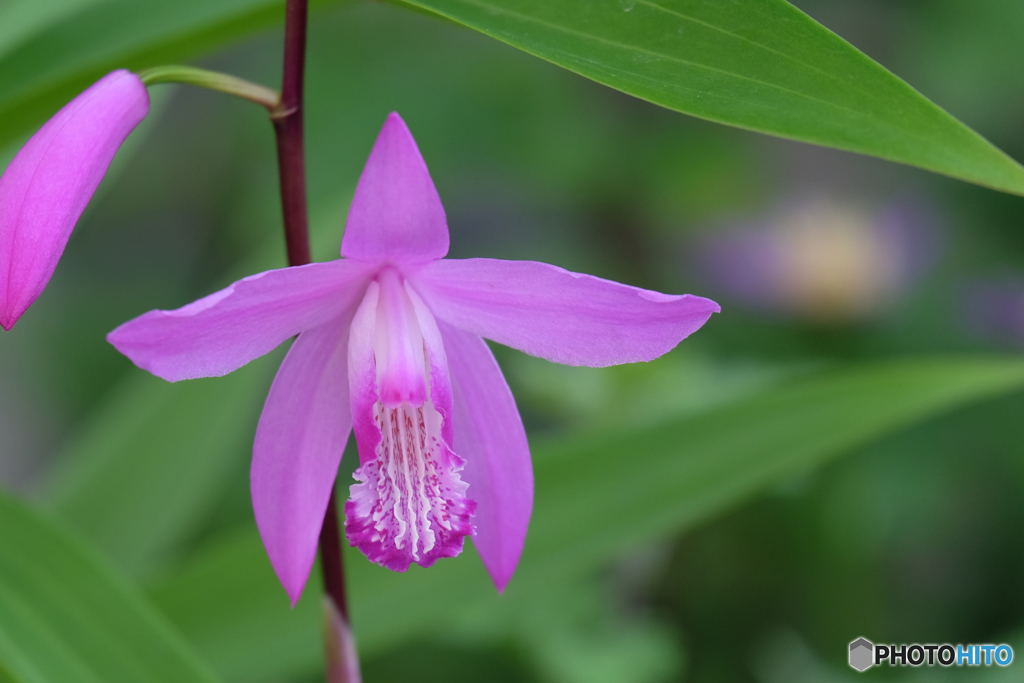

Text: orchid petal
xmin=416 ymin=259 xmax=720 ymax=367
xmin=108 ymin=260 xmax=373 ymax=382
xmin=340 ymin=113 xmax=448 ymax=264
xmin=252 ymin=315 xmax=353 ymax=606
xmin=439 ymin=321 xmax=532 ymax=592
xmin=347 ymin=282 xmax=381 ymax=467
xmin=0 ymin=70 xmax=149 ymax=330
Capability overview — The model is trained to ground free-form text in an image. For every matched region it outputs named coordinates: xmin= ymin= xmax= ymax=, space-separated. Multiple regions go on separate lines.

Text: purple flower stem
xmin=270 ymin=0 xmax=355 ymax=665
xmin=271 ymin=0 xmax=312 ymax=268
xmin=320 ymin=490 xmax=350 ymax=622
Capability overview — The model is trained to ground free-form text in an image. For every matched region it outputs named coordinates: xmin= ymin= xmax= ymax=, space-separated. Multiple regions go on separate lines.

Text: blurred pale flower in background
xmin=693 ymin=197 xmax=937 ymax=323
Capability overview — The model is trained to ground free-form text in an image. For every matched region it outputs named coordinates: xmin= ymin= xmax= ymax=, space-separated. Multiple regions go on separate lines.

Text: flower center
xmin=373 ymin=267 xmax=427 ymax=408
xmin=345 ymin=268 xmax=475 ymax=571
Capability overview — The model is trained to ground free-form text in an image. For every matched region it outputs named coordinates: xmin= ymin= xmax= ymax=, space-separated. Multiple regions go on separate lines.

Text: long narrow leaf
xmin=388 ymin=0 xmax=1024 ymax=195
xmin=0 ymin=492 xmax=221 ymax=683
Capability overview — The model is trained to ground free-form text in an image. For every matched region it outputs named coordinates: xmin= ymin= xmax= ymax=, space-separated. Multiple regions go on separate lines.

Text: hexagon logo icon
xmin=849 ymin=638 xmax=874 ymax=672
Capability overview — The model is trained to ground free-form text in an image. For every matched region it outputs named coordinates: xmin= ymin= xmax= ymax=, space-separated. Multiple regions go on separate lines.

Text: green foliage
xmin=145 ymin=358 xmax=1024 ymax=682
xmin=0 ymin=492 xmax=220 ymax=683
xmin=40 ymin=360 xmax=277 ymax=581
xmin=389 ymin=0 xmax=1024 ymax=195
xmin=528 ymin=358 xmax=1024 ymax=577
xmin=0 ymin=0 xmax=348 ymax=150
xmin=3 ymin=0 xmax=1023 ymax=194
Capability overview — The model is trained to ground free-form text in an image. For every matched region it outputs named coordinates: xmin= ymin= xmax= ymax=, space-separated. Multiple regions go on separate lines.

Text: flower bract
xmin=0 ymin=70 xmax=149 ymax=330
xmin=108 ymin=112 xmax=720 ymax=604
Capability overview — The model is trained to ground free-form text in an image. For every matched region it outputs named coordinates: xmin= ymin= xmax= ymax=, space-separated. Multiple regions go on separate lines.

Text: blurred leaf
xmin=0 ymin=0 xmax=347 ymax=151
xmin=148 ymin=357 xmax=1024 ymax=682
xmin=0 ymin=0 xmax=104 ymax=59
xmin=35 ymin=188 xmax=348 ymax=581
xmin=149 ymin=531 xmax=324 ymax=683
xmin=508 ymin=352 xmax=805 ymax=430
xmin=388 ymin=0 xmax=1024 ymax=195
xmin=902 ymin=0 xmax=1024 ymax=139
xmin=39 ymin=357 xmax=277 ymax=581
xmin=526 ymin=357 xmax=1024 ymax=577
xmin=0 ymin=490 xmax=220 ymax=683
xmin=508 ymin=579 xmax=683 ymax=683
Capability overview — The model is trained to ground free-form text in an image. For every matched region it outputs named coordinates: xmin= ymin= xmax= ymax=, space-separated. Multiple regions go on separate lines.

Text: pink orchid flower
xmin=0 ymin=70 xmax=149 ymax=330
xmin=108 ymin=113 xmax=720 ymax=604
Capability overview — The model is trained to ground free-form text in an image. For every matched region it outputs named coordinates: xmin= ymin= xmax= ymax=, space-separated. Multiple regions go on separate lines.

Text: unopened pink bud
xmin=0 ymin=70 xmax=149 ymax=330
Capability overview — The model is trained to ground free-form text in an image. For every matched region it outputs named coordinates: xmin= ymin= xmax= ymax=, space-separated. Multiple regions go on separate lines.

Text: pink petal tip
xmin=340 ymin=112 xmax=449 ymax=265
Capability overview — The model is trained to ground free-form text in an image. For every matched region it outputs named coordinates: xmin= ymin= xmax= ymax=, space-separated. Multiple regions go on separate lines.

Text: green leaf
xmin=39 ymin=357 xmax=278 ymax=581
xmin=388 ymin=0 xmax=1024 ymax=195
xmin=525 ymin=357 xmax=1024 ymax=577
xmin=0 ymin=0 xmax=105 ymax=59
xmin=148 ymin=357 xmax=1024 ymax=681
xmin=0 ymin=0 xmax=346 ymax=151
xmin=0 ymin=491 xmax=221 ymax=683
xmin=149 ymin=532 xmax=324 ymax=683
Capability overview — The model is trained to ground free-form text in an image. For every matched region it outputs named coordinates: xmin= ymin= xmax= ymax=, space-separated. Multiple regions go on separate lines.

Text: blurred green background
xmin=2 ymin=1 xmax=1024 ymax=682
